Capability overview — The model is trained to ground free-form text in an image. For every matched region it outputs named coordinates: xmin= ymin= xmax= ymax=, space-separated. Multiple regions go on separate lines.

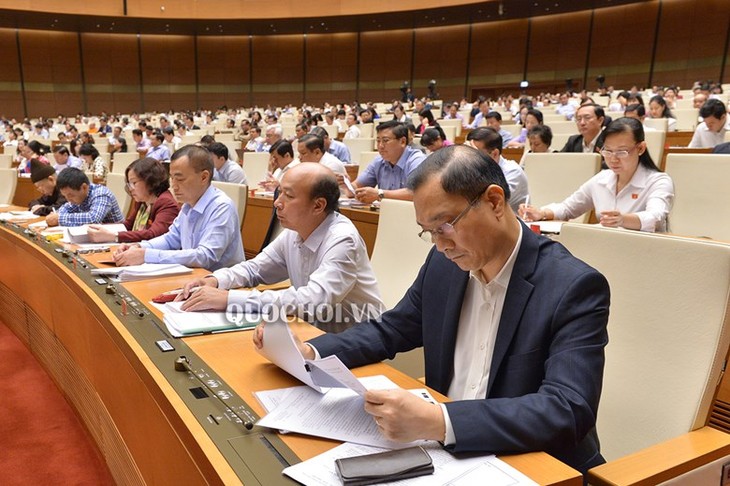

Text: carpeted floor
xmin=0 ymin=321 xmax=115 ymax=485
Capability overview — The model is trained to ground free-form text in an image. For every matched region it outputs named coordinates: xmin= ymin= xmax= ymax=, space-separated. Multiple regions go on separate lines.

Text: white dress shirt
xmin=544 ymin=165 xmax=674 ymax=232
xmin=688 ymin=120 xmax=730 ymax=148
xmin=212 ymin=212 xmax=384 ymax=332
xmin=272 ymin=159 xmax=301 ymax=182
xmin=498 ymin=156 xmax=529 ymax=213
xmin=442 ymin=224 xmax=523 ymax=444
xmin=319 ymin=152 xmax=347 ymax=176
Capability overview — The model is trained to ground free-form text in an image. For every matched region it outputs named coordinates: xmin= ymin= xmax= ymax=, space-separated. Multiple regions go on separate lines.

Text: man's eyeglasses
xmin=418 ymin=189 xmax=486 ymax=243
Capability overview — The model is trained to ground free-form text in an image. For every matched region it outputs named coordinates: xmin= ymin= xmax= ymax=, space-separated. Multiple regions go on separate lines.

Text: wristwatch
xmin=377 ymin=189 xmax=385 ymax=201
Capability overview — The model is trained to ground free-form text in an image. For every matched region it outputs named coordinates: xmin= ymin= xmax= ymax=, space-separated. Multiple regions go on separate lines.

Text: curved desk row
xmin=0 ymin=214 xmax=581 ymax=485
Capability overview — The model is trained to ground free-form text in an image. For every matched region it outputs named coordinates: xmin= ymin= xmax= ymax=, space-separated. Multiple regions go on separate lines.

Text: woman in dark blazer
xmin=87 ymin=157 xmax=179 ymax=243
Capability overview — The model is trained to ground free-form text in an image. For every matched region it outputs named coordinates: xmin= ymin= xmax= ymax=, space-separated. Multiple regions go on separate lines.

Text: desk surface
xmin=0 ymin=209 xmax=582 ymax=485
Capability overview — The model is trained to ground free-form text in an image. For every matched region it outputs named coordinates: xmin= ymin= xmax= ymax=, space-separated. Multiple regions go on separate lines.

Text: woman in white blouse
xmin=519 ymin=117 xmax=674 ymax=232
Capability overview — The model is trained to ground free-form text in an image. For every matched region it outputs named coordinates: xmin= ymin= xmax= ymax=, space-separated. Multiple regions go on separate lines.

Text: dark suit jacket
xmin=561 ymin=134 xmax=586 ymax=153
xmin=117 ymin=190 xmax=180 ymax=243
xmin=311 ymin=223 xmax=610 ymax=474
xmin=713 ymin=142 xmax=730 ymax=154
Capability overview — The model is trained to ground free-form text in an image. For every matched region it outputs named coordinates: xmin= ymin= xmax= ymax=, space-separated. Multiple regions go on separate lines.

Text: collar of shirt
xmin=598 ymin=163 xmax=651 ymax=194
xmin=183 ymin=184 xmax=217 ymax=217
xmin=380 ymin=145 xmax=412 ymax=168
xmin=297 ymin=212 xmax=338 ymax=253
xmin=468 ymin=223 xmax=523 ymax=288
xmin=583 ymin=133 xmax=600 ymax=152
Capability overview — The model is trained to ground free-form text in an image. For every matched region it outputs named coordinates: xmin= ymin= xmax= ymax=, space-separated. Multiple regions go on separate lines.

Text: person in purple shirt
xmin=345 ymin=120 xmax=426 ymax=204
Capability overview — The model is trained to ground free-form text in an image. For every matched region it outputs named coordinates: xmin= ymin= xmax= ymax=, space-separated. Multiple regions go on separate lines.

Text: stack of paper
xmin=161 ymin=301 xmax=259 ymax=337
xmin=66 ymin=224 xmax=128 ymax=244
xmin=0 ymin=211 xmax=37 ymax=221
xmin=90 ymin=263 xmax=192 ymax=281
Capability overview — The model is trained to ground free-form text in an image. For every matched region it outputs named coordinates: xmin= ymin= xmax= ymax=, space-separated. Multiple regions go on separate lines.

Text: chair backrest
xmin=643 ymin=118 xmax=668 ymax=132
xmin=181 ymin=134 xmax=200 ymax=145
xmin=522 ymin=152 xmax=602 ymax=223
xmin=560 ymin=224 xmax=730 ymax=461
xmin=343 ymin=138 xmax=376 ymax=165
xmin=0 ymin=154 xmax=13 ymax=169
xmin=643 ymin=129 xmax=666 ymax=166
xmin=211 ymin=181 xmax=248 ymax=227
xmin=321 ymin=124 xmax=338 ymax=141
xmin=220 ymin=141 xmax=242 ymax=162
xmin=674 ymin=108 xmax=700 ymax=131
xmin=105 ymin=173 xmax=131 ymax=217
xmin=111 ymin=152 xmax=138 ymax=174
xmin=439 ymin=124 xmax=458 ymax=142
xmin=0 ymin=169 xmax=18 ymax=205
xmin=358 ymin=123 xmax=374 ymax=138
xmin=241 ymin=152 xmax=270 ymax=187
xmin=665 ymin=153 xmax=730 ymax=240
xmin=550 ymin=133 xmax=573 ymax=152
xmin=547 ymin=120 xmax=579 ymax=134
xmin=502 ymin=124 xmax=522 ymax=138
xmin=370 ymin=199 xmax=432 ymax=310
xmin=358 ymin=151 xmax=380 ymax=176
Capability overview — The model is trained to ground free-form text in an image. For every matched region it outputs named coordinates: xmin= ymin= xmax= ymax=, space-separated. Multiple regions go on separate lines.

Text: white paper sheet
xmin=283 ymin=441 xmax=539 ymax=486
xmin=67 ymin=223 xmax=128 ymax=244
xmin=158 ymin=301 xmax=259 ymax=337
xmin=257 ymin=320 xmax=322 ymax=391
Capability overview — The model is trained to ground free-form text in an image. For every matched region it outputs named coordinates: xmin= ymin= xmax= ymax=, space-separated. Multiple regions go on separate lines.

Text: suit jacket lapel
xmin=487 ymin=224 xmax=538 ymax=395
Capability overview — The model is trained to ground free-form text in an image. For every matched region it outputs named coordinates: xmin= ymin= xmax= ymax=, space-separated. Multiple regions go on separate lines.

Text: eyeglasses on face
xmin=418 ymin=188 xmax=487 ymax=243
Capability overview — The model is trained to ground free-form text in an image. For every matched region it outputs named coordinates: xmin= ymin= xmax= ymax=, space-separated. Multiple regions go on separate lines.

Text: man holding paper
xmin=254 ymin=145 xmax=610 ymax=475
xmin=113 ymin=145 xmax=244 ymax=272
xmin=177 ymin=163 xmax=384 ymax=333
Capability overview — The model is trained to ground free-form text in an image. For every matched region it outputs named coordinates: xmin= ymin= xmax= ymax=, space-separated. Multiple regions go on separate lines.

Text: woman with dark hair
xmin=415 ymin=109 xmax=438 ymax=135
xmin=79 ymin=131 xmax=96 ymax=145
xmin=78 ymin=143 xmax=109 ymax=182
xmin=508 ymin=108 xmax=544 ymax=147
xmin=87 ymin=158 xmax=179 ymax=243
xmin=520 ymin=117 xmax=674 ymax=232
xmin=17 ymin=140 xmax=52 ymax=173
xmin=648 ymin=95 xmax=677 ymax=131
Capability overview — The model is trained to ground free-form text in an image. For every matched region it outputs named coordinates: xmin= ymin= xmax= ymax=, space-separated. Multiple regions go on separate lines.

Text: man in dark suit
xmin=561 ymin=103 xmax=606 ymax=153
xmin=254 ymin=145 xmax=610 ymax=475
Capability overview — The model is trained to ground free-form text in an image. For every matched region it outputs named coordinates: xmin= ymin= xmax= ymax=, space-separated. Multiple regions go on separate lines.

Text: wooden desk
xmin=242 ymin=195 xmax=379 ymax=259
xmin=0 ymin=213 xmax=582 ymax=485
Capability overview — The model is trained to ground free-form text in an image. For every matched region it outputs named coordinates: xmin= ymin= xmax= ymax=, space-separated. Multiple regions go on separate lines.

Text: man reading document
xmin=253 ymin=145 xmax=610 ymax=475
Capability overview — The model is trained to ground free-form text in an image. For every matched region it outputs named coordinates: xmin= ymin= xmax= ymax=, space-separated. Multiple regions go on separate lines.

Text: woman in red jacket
xmin=87 ymin=157 xmax=179 ymax=243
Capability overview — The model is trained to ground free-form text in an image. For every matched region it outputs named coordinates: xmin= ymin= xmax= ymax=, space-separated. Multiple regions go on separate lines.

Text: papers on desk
xmin=159 ymin=301 xmax=259 ymax=337
xmin=66 ymin=223 xmax=127 ymax=244
xmin=0 ymin=210 xmax=36 ymax=221
xmin=257 ymin=320 xmax=367 ymax=394
xmin=90 ymin=263 xmax=192 ymax=281
xmin=283 ymin=441 xmax=538 ymax=486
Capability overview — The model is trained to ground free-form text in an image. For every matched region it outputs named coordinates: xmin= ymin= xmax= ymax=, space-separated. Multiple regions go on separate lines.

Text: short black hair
xmin=375 ymin=120 xmax=408 ymax=139
xmin=78 ymin=143 xmax=100 ymax=159
xmin=466 ymin=127 xmax=503 ymax=155
xmin=577 ymin=103 xmax=606 ymax=120
xmin=270 ymin=140 xmax=294 ymax=158
xmin=624 ymin=104 xmax=646 ymax=117
xmin=207 ymin=142 xmax=229 ymax=159
xmin=310 ymin=170 xmax=340 ymax=215
xmin=310 ymin=126 xmax=329 ymax=140
xmin=528 ymin=125 xmax=553 ymax=146
xmin=420 ymin=128 xmax=443 ymax=147
xmin=700 ymin=99 xmax=727 ymax=119
xmin=485 ymin=111 xmax=502 ymax=122
xmin=408 ymin=145 xmax=510 ymax=202
xmin=53 ymin=145 xmax=70 ymax=156
xmin=56 ymin=167 xmax=90 ymax=190
xmin=298 ymin=133 xmax=325 ymax=152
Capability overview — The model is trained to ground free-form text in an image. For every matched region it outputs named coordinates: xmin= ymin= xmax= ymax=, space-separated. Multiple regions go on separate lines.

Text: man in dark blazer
xmin=561 ymin=103 xmax=607 ymax=153
xmin=254 ymin=145 xmax=610 ymax=475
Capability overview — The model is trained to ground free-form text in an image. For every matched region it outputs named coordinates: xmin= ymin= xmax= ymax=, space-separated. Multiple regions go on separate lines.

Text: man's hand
xmin=174 ymin=276 xmax=218 ymax=302
xmin=180 ymin=286 xmax=228 ymax=311
xmin=252 ymin=322 xmax=315 ymax=359
xmin=364 ymin=389 xmax=445 ymax=443
xmin=45 ymin=212 xmax=59 ymax=227
xmin=355 ymin=186 xmax=379 ymax=204
xmin=30 ymin=204 xmax=43 ymax=214
xmin=113 ymin=246 xmax=145 ymax=266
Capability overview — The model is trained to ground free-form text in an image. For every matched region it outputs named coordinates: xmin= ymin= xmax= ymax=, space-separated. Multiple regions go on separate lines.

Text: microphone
xmin=174 ymin=356 xmax=254 ymax=430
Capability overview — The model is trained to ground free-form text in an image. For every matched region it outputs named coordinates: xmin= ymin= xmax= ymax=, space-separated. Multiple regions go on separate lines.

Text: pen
xmin=522 ymin=195 xmax=530 ymax=221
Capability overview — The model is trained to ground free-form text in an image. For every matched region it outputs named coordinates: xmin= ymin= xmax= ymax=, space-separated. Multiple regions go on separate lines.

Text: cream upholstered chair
xmin=522 ymin=152 xmax=601 ymax=223
xmin=241 ymin=152 xmax=270 ymax=188
xmin=106 ymin=173 xmax=131 ymax=217
xmin=559 ymin=224 xmax=730 ymax=485
xmin=547 ymin=120 xmax=579 ymax=134
xmin=0 ymin=169 xmax=18 ymax=205
xmin=643 ymin=118 xmax=668 ymax=131
xmin=220 ymin=140 xmax=242 ymax=162
xmin=357 ymin=151 xmax=380 ymax=176
xmin=343 ymin=138 xmax=376 ymax=165
xmin=550 ymin=132 xmax=573 ymax=152
xmin=674 ymin=108 xmax=700 ymax=131
xmin=211 ymin=181 xmax=248 ymax=228
xmin=369 ymin=199 xmax=432 ymax=379
xmin=664 ymin=153 xmax=730 ymax=241
xmin=643 ymin=128 xmax=666 ymax=166
xmin=111 ymin=152 xmax=138 ymax=174
xmin=0 ymin=154 xmax=13 ymax=169
xmin=502 ymin=124 xmax=522 ymax=139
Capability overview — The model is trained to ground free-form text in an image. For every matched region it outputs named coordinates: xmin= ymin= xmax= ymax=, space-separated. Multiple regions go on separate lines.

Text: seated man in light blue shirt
xmin=146 ymin=132 xmax=171 ymax=162
xmin=485 ymin=112 xmax=514 ymax=148
xmin=311 ymin=126 xmax=351 ymax=164
xmin=346 ymin=120 xmax=426 ymax=203
xmin=209 ymin=142 xmax=248 ymax=184
xmin=113 ymin=145 xmax=244 ymax=271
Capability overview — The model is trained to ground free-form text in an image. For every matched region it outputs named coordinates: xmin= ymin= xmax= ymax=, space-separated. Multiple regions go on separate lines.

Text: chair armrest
xmin=588 ymin=427 xmax=730 ymax=485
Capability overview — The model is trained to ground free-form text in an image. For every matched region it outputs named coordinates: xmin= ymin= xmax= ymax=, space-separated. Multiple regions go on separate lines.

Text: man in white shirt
xmin=296 ymin=134 xmax=347 ymax=176
xmin=177 ymin=162 xmax=383 ymax=333
xmin=555 ymin=92 xmax=577 ymax=120
xmin=209 ymin=142 xmax=247 ymax=184
xmin=466 ymin=128 xmax=529 ymax=213
xmin=269 ymin=140 xmax=299 ymax=183
xmin=344 ymin=113 xmax=361 ymax=139
xmin=688 ymin=99 xmax=729 ymax=148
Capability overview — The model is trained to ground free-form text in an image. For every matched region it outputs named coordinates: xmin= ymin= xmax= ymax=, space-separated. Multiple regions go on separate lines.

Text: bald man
xmin=178 ymin=163 xmax=384 ymax=333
